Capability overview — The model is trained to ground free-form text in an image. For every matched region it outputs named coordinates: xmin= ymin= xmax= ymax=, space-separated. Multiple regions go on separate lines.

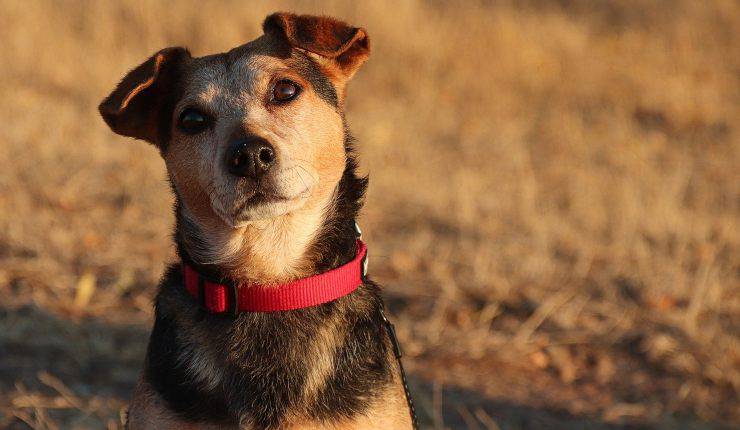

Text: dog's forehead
xmin=177 ymin=35 xmax=339 ymax=109
xmin=183 ymin=40 xmax=288 ymax=103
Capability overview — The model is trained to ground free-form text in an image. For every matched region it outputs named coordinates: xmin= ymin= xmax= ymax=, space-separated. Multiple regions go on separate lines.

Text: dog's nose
xmin=226 ymin=137 xmax=276 ymax=178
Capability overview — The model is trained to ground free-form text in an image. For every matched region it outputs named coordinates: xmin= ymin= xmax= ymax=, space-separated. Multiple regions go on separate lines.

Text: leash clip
xmin=361 ymin=252 xmax=369 ymax=281
xmin=355 ymin=221 xmax=368 ymax=281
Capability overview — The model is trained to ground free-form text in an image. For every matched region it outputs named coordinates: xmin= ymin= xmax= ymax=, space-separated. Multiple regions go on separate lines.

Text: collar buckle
xmin=197 ymin=276 xmax=207 ymax=309
xmin=227 ymin=282 xmax=240 ymax=317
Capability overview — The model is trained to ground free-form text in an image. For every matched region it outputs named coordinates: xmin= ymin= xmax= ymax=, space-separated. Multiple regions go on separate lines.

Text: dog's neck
xmin=174 ymin=145 xmax=366 ymax=286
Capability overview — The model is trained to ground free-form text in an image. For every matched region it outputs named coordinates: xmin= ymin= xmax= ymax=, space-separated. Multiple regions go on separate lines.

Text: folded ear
xmin=99 ymin=47 xmax=190 ymax=145
xmin=263 ymin=12 xmax=370 ymax=84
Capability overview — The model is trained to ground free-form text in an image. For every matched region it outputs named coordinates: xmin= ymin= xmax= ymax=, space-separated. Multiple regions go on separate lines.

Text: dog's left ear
xmin=263 ymin=12 xmax=370 ymax=85
xmin=99 ymin=47 xmax=191 ymax=146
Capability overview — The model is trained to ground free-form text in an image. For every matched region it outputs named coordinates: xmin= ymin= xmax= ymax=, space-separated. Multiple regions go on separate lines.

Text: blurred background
xmin=0 ymin=1 xmax=738 ymax=429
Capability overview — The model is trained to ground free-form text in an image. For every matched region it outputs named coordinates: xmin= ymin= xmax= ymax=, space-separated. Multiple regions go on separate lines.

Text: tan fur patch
xmin=298 ymin=312 xmax=345 ymax=406
xmin=287 ymin=382 xmax=413 ymax=430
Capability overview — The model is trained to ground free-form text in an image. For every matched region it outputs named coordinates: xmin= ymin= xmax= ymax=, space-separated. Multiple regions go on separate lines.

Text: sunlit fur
xmin=166 ymin=38 xmax=347 ymax=283
xmin=99 ymin=13 xmax=412 ymax=430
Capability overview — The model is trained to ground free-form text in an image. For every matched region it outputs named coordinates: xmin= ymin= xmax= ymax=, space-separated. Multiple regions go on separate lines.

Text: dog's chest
xmin=147 ymin=282 xmax=393 ymax=429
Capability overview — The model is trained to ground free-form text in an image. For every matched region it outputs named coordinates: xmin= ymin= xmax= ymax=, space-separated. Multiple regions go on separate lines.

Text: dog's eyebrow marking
xmin=198 ymin=83 xmax=222 ymax=104
xmin=229 ymin=56 xmax=267 ymax=101
xmin=290 ymin=53 xmax=339 ymax=108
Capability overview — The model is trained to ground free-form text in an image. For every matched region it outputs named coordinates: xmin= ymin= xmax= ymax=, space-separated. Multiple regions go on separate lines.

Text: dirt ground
xmin=0 ymin=1 xmax=738 ymax=429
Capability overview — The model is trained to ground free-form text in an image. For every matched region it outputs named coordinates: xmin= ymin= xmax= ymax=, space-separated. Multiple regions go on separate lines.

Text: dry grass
xmin=0 ymin=1 xmax=738 ymax=429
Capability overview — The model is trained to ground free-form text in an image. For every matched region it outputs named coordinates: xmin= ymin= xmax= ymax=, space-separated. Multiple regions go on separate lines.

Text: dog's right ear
xmin=263 ymin=13 xmax=370 ymax=85
xmin=99 ymin=47 xmax=190 ymax=145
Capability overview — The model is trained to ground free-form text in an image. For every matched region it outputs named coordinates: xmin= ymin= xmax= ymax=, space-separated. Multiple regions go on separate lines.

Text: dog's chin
xmin=216 ymin=191 xmax=311 ymax=228
xmin=235 ymin=196 xmax=308 ymax=224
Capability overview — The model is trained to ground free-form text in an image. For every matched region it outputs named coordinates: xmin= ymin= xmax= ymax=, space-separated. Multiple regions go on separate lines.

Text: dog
xmin=98 ymin=12 xmax=416 ymax=430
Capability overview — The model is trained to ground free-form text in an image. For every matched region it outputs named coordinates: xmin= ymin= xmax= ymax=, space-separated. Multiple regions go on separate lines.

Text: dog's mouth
xmin=240 ymin=190 xmax=287 ymax=209
xmin=217 ymin=184 xmax=311 ymax=226
xmin=208 ymin=166 xmax=317 ymax=227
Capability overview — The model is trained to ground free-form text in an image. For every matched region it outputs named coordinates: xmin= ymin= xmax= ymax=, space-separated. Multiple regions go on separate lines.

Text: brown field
xmin=1 ymin=1 xmax=738 ymax=429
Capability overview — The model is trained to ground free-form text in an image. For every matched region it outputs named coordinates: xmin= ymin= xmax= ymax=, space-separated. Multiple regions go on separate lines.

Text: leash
xmin=380 ymin=304 xmax=419 ymax=429
xmin=355 ymin=222 xmax=419 ymax=429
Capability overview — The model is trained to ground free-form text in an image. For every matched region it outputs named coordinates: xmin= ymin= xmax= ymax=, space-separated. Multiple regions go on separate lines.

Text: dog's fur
xmin=99 ymin=12 xmax=412 ymax=430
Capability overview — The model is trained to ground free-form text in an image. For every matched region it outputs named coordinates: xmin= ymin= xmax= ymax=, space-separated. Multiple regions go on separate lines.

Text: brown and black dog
xmin=99 ymin=12 xmax=414 ymax=430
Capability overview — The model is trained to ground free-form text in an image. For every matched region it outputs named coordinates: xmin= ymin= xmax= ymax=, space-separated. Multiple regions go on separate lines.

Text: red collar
xmin=183 ymin=240 xmax=368 ymax=314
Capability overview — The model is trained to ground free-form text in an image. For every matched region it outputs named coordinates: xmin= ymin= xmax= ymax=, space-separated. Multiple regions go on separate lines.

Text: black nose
xmin=226 ymin=137 xmax=276 ymax=178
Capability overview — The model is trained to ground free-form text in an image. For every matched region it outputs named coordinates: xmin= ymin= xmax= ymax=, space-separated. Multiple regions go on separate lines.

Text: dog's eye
xmin=272 ymin=80 xmax=300 ymax=102
xmin=178 ymin=108 xmax=210 ymax=134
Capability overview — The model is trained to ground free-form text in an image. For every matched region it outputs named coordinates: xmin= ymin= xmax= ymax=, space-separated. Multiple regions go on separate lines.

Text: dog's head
xmin=99 ymin=13 xmax=369 ymax=227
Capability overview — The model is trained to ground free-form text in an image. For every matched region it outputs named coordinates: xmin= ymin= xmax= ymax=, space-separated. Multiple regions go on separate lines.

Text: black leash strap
xmin=355 ymin=221 xmax=418 ymax=429
xmin=380 ymin=306 xmax=419 ymax=430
